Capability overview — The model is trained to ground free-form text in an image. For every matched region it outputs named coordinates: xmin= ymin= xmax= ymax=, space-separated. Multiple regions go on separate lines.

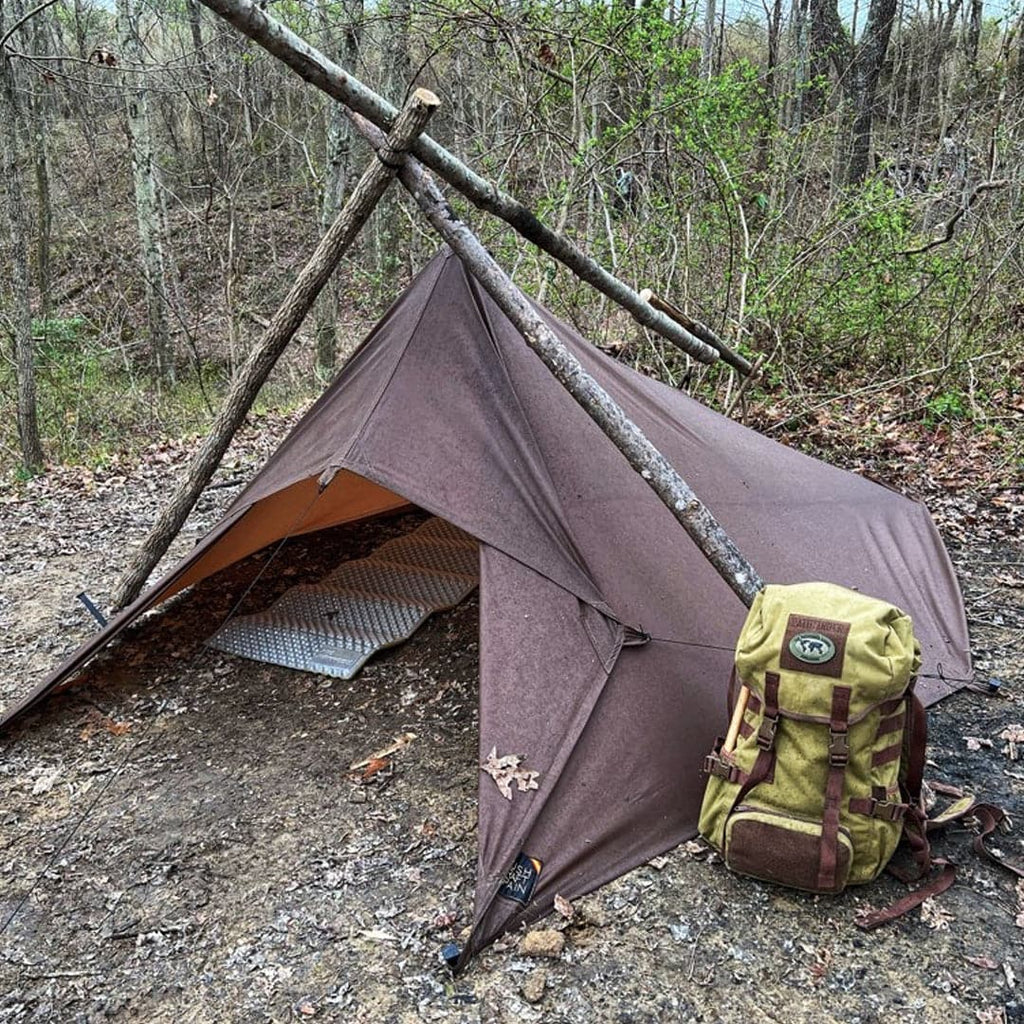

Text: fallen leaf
xmin=999 ymin=724 xmax=1023 ymax=760
xmin=30 ymin=768 xmax=61 ymax=795
xmin=359 ymin=757 xmax=391 ymax=780
xmin=78 ymin=709 xmax=131 ymax=741
xmin=964 ymin=954 xmax=1000 ymax=970
xmin=975 ymin=1009 xmax=1005 ymax=1024
xmin=553 ymin=894 xmax=574 ymax=920
xmin=480 ymin=746 xmax=540 ymax=801
xmin=920 ymin=898 xmax=954 ymax=931
xmin=349 ymin=732 xmax=416 ymax=770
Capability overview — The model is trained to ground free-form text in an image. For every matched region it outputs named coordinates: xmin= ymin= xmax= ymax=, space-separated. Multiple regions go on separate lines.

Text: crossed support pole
xmin=112 ymin=40 xmax=764 ymax=611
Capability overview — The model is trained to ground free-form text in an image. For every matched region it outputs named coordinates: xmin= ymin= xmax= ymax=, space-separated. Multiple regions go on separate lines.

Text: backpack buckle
xmin=703 ymin=753 xmax=741 ymax=782
xmin=756 ymin=715 xmax=778 ymax=750
xmin=873 ymin=800 xmax=906 ymax=822
xmin=828 ymin=729 xmax=849 ymax=767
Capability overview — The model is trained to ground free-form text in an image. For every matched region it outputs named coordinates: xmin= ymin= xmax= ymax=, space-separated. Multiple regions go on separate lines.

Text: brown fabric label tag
xmin=779 ymin=614 xmax=851 ymax=679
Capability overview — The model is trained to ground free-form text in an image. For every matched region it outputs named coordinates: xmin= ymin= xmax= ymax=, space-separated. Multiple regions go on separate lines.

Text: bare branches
xmin=899 ymin=180 xmax=1011 ymax=257
xmin=195 ymin=0 xmax=723 ymax=369
xmin=0 ymin=0 xmax=59 ymax=53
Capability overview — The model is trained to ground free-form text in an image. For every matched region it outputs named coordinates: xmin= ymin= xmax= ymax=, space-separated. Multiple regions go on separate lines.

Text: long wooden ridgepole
xmin=196 ymin=0 xmax=753 ymax=376
xmin=110 ymin=89 xmax=441 ymax=610
xmin=332 ymin=107 xmax=763 ymax=604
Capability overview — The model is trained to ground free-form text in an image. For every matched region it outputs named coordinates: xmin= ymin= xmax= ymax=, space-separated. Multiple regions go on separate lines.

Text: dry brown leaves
xmin=999 ymin=724 xmax=1023 ymax=760
xmin=553 ymin=894 xmax=575 ymax=921
xmin=78 ymin=708 xmax=132 ymax=741
xmin=480 ymin=747 xmax=540 ymax=801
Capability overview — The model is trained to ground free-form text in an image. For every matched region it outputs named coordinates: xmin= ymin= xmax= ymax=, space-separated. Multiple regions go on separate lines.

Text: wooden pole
xmin=638 ymin=288 xmax=750 ymax=375
xmin=372 ymin=138 xmax=763 ymax=605
xmin=109 ymin=89 xmax=441 ymax=610
xmin=194 ymin=0 xmax=751 ymax=373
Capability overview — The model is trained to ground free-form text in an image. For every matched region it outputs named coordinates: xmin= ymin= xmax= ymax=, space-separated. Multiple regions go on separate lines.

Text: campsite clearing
xmin=0 ymin=432 xmax=1021 ymax=1022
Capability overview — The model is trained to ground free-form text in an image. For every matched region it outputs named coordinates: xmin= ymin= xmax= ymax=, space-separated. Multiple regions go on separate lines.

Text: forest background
xmin=0 ymin=0 xmax=1022 ymax=479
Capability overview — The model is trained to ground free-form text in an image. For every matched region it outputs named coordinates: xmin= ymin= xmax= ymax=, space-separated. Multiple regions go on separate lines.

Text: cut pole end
xmin=411 ymin=87 xmax=442 ymax=108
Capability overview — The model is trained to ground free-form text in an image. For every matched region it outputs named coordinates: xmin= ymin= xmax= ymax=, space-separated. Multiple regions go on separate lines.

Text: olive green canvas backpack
xmin=699 ymin=581 xmax=1023 ymax=922
xmin=699 ymin=582 xmax=926 ymax=896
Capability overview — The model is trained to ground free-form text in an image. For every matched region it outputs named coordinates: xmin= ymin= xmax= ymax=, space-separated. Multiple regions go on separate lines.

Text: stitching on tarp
xmin=579 ymin=599 xmax=624 ymax=674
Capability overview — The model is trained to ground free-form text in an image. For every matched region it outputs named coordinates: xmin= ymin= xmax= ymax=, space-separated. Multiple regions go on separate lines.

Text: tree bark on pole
xmin=195 ymin=0 xmax=753 ymax=375
xmin=109 ymin=88 xmax=441 ymax=610
xmin=391 ymin=152 xmax=764 ymax=606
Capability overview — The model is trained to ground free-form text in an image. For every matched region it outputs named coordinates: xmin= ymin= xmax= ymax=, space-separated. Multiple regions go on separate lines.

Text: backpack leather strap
xmin=902 ymin=692 xmax=927 ymax=800
xmin=854 ymin=860 xmax=957 ymax=931
xmin=726 ymin=672 xmax=781 ymax=812
xmin=973 ymin=804 xmax=1024 ymax=878
xmin=818 ymin=685 xmax=852 ymax=892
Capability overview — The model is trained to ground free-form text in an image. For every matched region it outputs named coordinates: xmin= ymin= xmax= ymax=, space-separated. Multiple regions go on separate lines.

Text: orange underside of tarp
xmin=164 ymin=470 xmax=411 ymax=601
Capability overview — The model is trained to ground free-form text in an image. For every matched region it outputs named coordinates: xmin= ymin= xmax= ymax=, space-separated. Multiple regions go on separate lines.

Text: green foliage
xmin=747 ymin=179 xmax=979 ymax=377
xmin=924 ymin=389 xmax=969 ymax=424
xmin=0 ymin=317 xmax=230 ymax=468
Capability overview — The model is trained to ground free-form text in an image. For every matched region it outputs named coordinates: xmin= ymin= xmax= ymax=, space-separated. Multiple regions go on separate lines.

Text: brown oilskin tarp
xmin=2 ymin=250 xmax=971 ymax=964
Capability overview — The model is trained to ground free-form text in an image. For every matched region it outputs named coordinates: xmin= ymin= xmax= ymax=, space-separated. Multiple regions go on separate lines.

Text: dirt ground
xmin=1 ymin=435 xmax=1022 ymax=1024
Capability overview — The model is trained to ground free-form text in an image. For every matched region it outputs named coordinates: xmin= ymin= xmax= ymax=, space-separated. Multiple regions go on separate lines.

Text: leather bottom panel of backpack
xmin=725 ymin=805 xmax=853 ymax=894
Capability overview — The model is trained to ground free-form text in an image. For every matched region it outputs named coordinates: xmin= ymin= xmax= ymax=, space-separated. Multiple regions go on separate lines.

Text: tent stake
xmin=109 ymin=89 xmax=441 ymax=610
xmin=371 ymin=139 xmax=764 ymax=605
xmin=196 ymin=0 xmax=752 ymax=376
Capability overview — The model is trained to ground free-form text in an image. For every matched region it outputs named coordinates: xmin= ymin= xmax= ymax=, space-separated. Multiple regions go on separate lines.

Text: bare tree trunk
xmin=789 ymin=0 xmax=809 ymax=131
xmin=1 ymin=13 xmax=44 ymax=470
xmin=702 ymin=0 xmax=717 ymax=80
xmin=757 ymin=0 xmax=784 ymax=172
xmin=117 ymin=0 xmax=175 ymax=382
xmin=314 ymin=0 xmax=362 ymax=376
xmin=844 ymin=0 xmax=897 ymax=185
xmin=28 ymin=5 xmax=52 ymax=327
xmin=185 ymin=0 xmax=223 ymax=187
xmin=965 ymin=0 xmax=983 ymax=68
xmin=110 ymin=90 xmax=441 ymax=610
xmin=371 ymin=0 xmax=411 ymax=294
xmin=807 ymin=0 xmax=848 ymax=119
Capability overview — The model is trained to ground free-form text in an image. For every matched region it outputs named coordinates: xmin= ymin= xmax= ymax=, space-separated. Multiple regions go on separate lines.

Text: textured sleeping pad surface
xmin=207 ymin=518 xmax=478 ymax=678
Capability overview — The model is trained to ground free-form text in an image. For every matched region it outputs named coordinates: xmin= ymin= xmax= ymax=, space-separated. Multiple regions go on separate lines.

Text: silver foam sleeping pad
xmin=206 ymin=517 xmax=479 ymax=678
